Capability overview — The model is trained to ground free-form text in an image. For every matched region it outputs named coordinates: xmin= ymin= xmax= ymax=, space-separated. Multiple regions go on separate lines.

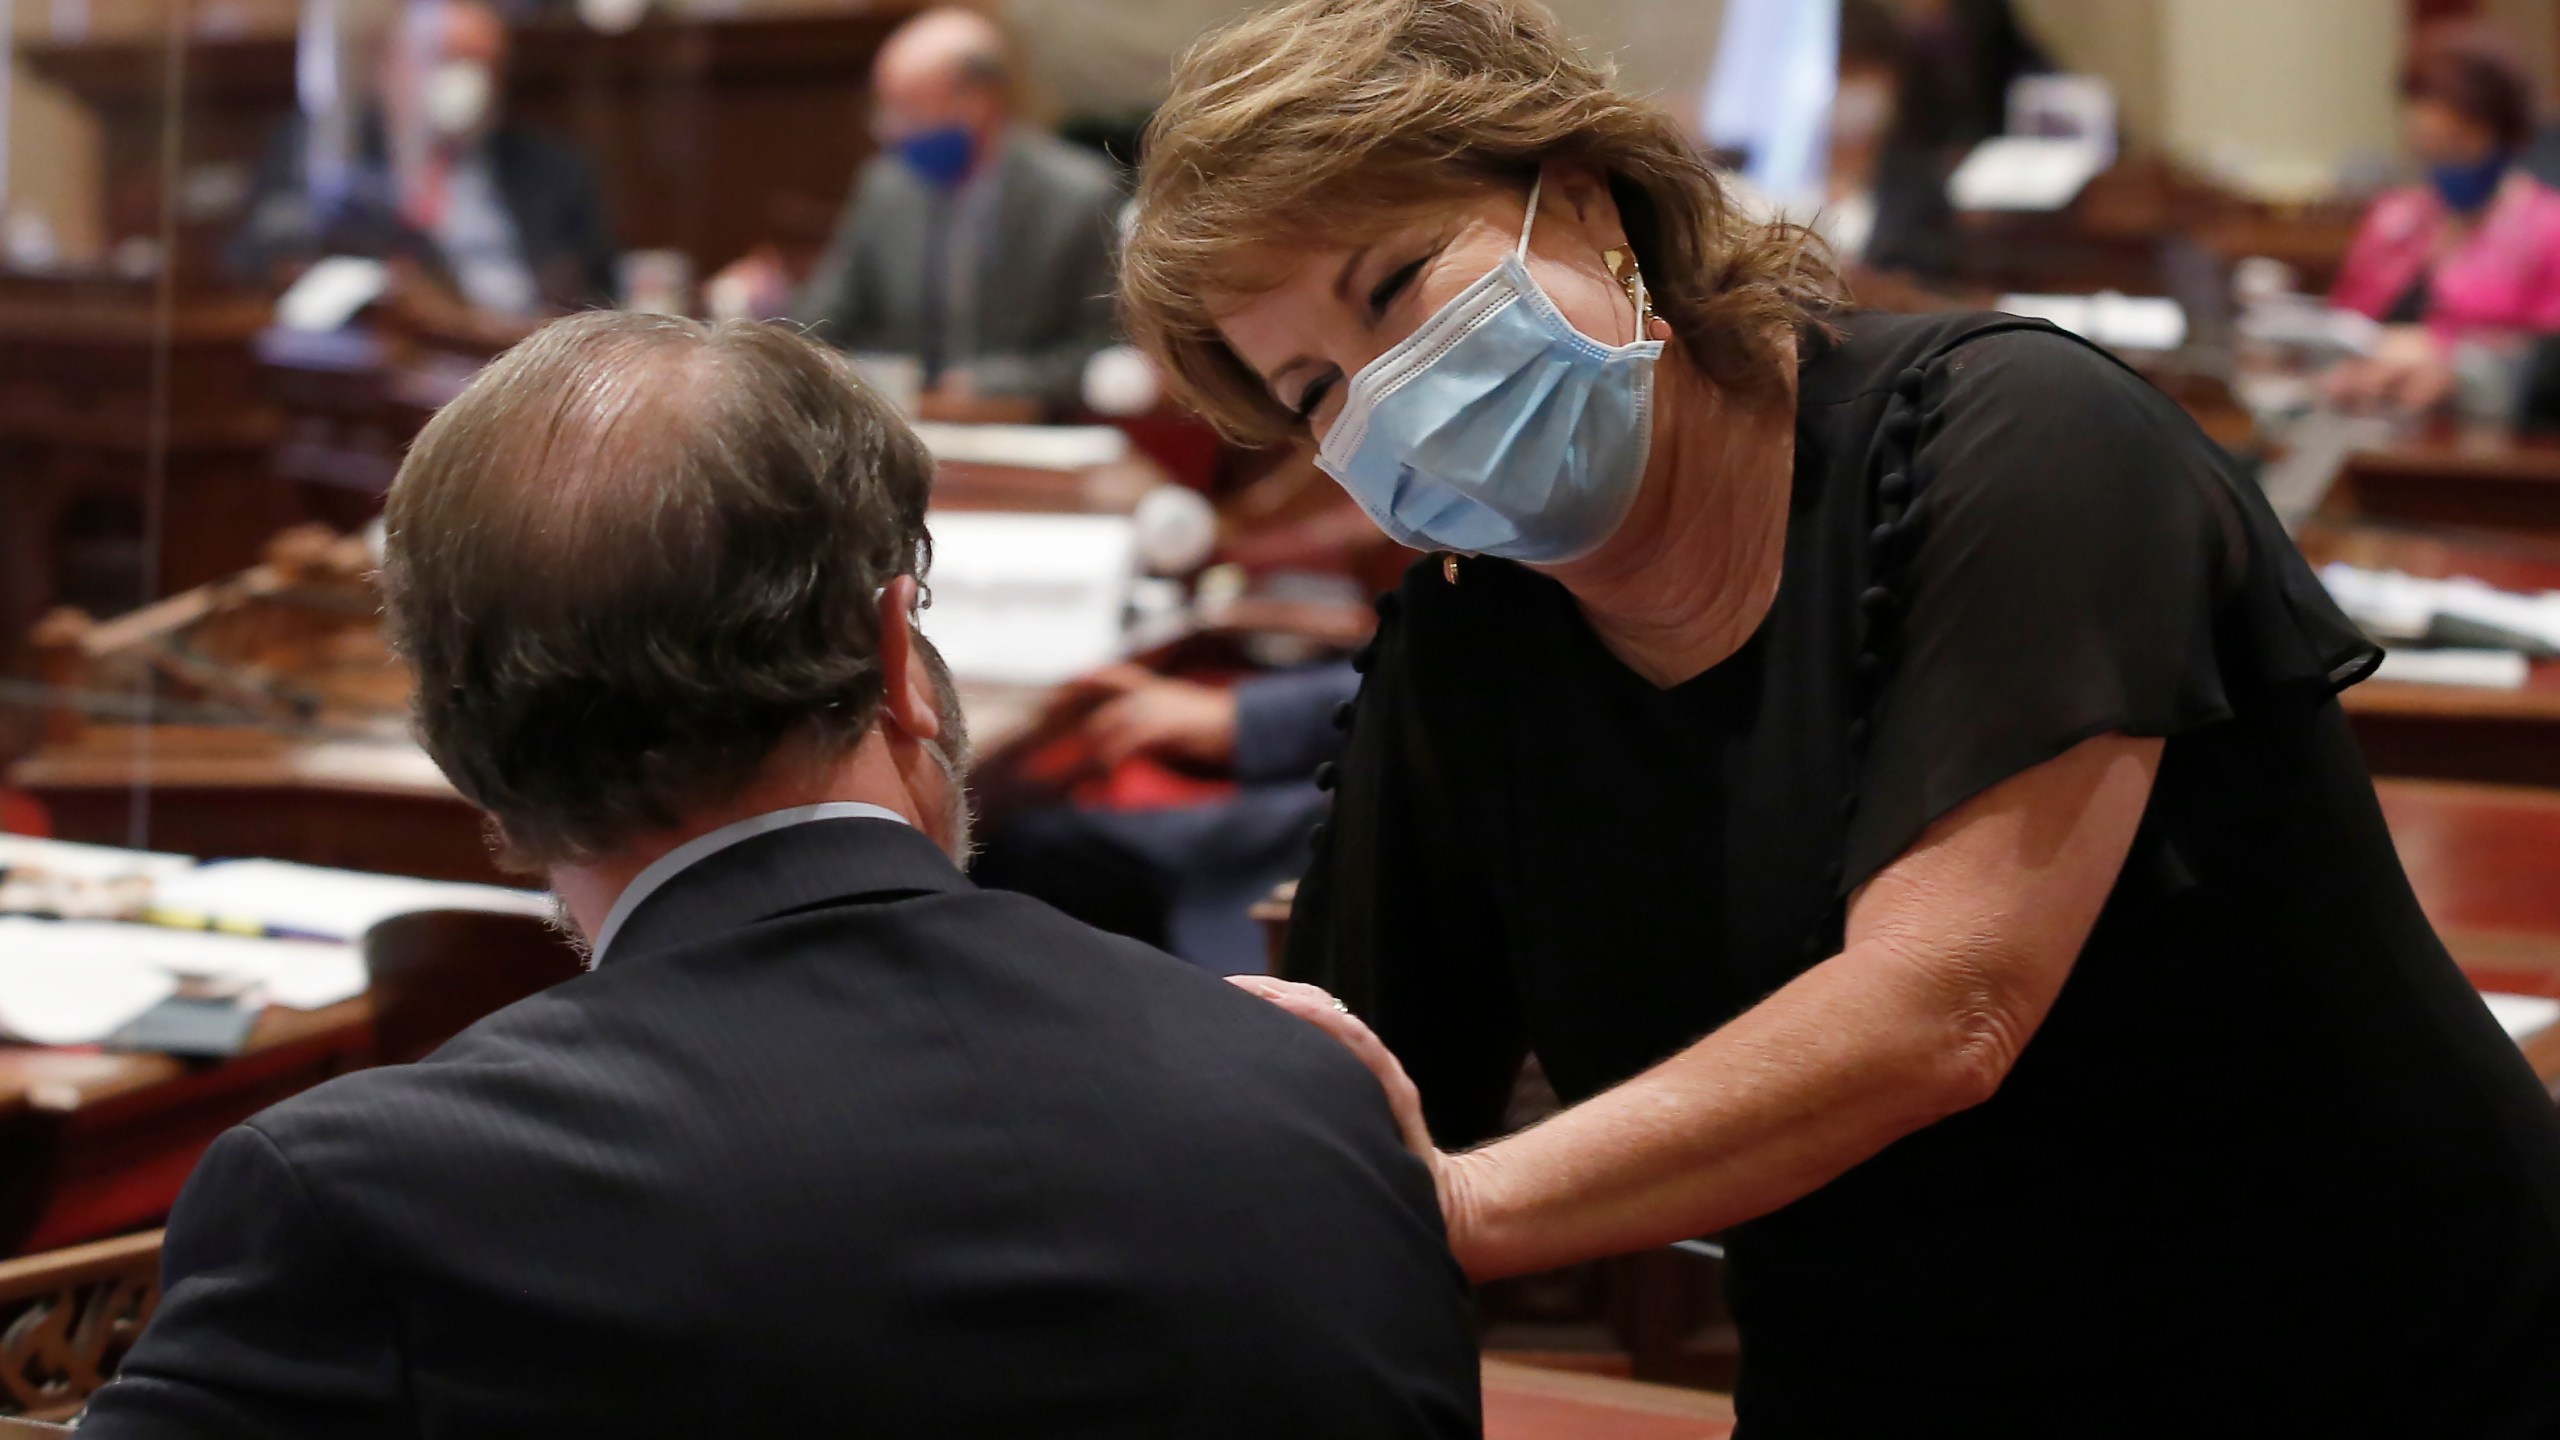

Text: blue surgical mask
xmin=2429 ymin=150 xmax=2509 ymax=214
xmin=897 ymin=126 xmax=977 ymax=189
xmin=1315 ymin=175 xmax=1662 ymax=564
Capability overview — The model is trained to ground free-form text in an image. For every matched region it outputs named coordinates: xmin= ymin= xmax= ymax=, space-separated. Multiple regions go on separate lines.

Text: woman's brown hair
xmin=1120 ymin=0 xmax=1841 ymax=446
xmin=2400 ymin=21 xmax=2540 ymax=155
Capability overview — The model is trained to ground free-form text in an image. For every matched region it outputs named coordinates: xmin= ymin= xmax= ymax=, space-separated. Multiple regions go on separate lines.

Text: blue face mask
xmin=1315 ymin=176 xmax=1662 ymax=564
xmin=897 ymin=126 xmax=977 ymax=189
xmin=2429 ymin=150 xmax=2509 ymax=214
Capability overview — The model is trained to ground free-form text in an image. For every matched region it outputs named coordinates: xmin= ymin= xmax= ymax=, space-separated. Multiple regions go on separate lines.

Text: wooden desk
xmin=2324 ymin=424 xmax=2560 ymax=539
xmin=0 ymin=280 xmax=297 ymax=681
xmin=1482 ymin=1359 xmax=1734 ymax=1440
xmin=13 ymin=728 xmax=506 ymax=887
xmin=2299 ymin=521 xmax=2560 ymax=788
xmin=0 ymin=998 xmax=372 ymax=1256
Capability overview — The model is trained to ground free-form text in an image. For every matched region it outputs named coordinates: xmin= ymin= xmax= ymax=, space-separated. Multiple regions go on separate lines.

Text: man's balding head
xmin=871 ymin=7 xmax=1014 ymax=172
xmin=382 ymin=313 xmax=941 ymax=869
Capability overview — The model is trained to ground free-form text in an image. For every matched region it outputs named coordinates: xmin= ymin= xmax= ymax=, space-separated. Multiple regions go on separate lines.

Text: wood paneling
xmin=21 ymin=9 xmax=923 ymax=278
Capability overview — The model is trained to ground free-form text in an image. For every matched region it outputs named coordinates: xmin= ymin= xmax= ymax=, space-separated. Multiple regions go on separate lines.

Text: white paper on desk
xmin=275 ymin=255 xmax=390 ymax=333
xmin=0 ymin=836 xmax=197 ymax=882
xmin=2484 ymin=993 xmax=2560 ymax=1044
xmin=0 ymin=918 xmax=366 ymax=1012
xmin=2372 ymin=648 xmax=2531 ymax=689
xmin=146 ymin=860 xmax=551 ymax=944
xmin=0 ymin=919 xmax=181 ymax=1044
xmin=919 ymin=512 xmax=1137 ymax=686
xmin=1998 ymin=293 xmax=2186 ymax=353
xmin=911 ymin=422 xmax=1130 ymax=472
xmin=289 ymin=740 xmax=459 ymax=793
xmin=2325 ymin=562 xmax=2560 ymax=651
xmin=1948 ymin=136 xmax=2109 ymax=212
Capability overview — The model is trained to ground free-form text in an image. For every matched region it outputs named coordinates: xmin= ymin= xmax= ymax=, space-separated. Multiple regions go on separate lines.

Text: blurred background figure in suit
xmin=716 ymin=7 xmax=1121 ymax=423
xmin=974 ymin=660 xmax=1360 ymax=976
xmin=228 ymin=0 xmax=616 ymax=316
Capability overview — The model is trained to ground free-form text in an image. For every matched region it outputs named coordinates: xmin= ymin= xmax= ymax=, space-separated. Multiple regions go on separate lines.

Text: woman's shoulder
xmin=1798 ymin=310 xmax=2134 ymax=410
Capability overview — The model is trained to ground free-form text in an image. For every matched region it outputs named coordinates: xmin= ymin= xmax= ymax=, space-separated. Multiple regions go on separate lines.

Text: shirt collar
xmin=590 ymin=802 xmax=910 ymax=962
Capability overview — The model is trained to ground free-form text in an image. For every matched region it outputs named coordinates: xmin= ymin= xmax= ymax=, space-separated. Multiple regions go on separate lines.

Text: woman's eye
xmin=1294 ymin=373 xmax=1339 ymax=423
xmin=1368 ymin=256 xmax=1428 ymax=318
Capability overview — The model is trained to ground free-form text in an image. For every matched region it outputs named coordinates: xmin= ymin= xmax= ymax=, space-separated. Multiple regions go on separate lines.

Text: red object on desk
xmin=0 ymin=789 xmax=48 ymax=837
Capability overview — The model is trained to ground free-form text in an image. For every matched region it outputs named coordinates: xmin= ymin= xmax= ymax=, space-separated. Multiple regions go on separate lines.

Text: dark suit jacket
xmin=792 ymin=129 xmax=1122 ymax=411
xmin=79 ymin=818 xmax=1480 ymax=1439
xmin=228 ymin=112 xmax=617 ymax=310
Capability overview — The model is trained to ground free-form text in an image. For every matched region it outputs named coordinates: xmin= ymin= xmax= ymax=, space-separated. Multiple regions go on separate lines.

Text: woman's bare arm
xmin=1238 ymin=731 xmax=2161 ymax=1280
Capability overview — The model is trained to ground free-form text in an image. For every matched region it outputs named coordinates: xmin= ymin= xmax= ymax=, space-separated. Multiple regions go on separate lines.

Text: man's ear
xmin=875 ymin=575 xmax=944 ymax=745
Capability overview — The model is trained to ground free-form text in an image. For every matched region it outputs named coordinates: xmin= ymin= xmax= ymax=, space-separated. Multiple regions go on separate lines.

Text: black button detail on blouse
xmin=1332 ymin=700 xmax=1355 ymax=731
xmin=1860 ymin=585 xmax=1897 ymax=617
xmin=1869 ymin=522 xmax=1900 ymax=554
xmin=1895 ymin=364 xmax=1928 ymax=395
xmin=1879 ymin=470 xmax=1911 ymax=506
xmin=1375 ymin=590 xmax=1402 ymax=618
xmin=1306 ymin=822 xmax=1329 ymax=849
xmin=1314 ymin=761 xmax=1340 ymax=792
xmin=1854 ymin=651 xmax=1884 ymax=688
xmin=1351 ymin=645 xmax=1376 ymax=674
xmin=1882 ymin=408 xmax=1920 ymax=448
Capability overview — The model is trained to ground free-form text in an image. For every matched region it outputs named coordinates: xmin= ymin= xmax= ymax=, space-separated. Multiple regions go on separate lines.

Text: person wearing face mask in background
xmin=2326 ymin=22 xmax=2560 ymax=415
xmin=718 ymin=7 xmax=1121 ymax=423
xmin=228 ymin=0 xmax=617 ymax=317
xmin=1120 ymin=0 xmax=2560 ymax=1432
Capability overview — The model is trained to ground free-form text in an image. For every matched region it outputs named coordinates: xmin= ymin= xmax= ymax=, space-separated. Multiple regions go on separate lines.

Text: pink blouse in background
xmin=2331 ymin=172 xmax=2560 ymax=341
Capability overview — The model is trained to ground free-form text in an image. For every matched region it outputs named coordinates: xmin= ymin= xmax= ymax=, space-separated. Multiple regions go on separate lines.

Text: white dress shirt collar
xmin=589 ymin=802 xmax=910 ymax=962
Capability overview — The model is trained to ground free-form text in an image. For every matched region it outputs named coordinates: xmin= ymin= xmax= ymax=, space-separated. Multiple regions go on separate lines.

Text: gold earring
xmin=1603 ymin=247 xmax=1655 ymax=331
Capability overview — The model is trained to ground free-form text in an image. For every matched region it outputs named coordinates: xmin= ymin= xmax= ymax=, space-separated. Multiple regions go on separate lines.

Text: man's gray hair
xmin=380 ymin=312 xmax=935 ymax=870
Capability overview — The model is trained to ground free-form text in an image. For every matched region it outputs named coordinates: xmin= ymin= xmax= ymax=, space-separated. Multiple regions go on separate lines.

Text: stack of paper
xmin=920 ymin=512 xmax=1138 ymax=686
xmin=146 ymin=859 xmax=550 ymax=943
xmin=0 ymin=920 xmax=182 ymax=1044
xmin=2484 ymin=993 xmax=2560 ymax=1045
xmin=910 ymin=422 xmax=1130 ymax=472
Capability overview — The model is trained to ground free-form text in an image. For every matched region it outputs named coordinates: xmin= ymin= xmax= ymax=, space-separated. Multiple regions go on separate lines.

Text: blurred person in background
xmin=974 ymin=660 xmax=1359 ymax=975
xmin=2329 ymin=22 xmax=2560 ymax=415
xmin=717 ymin=7 xmax=1121 ymax=422
xmin=1819 ymin=0 xmax=1960 ymax=283
xmin=229 ymin=0 xmax=616 ymax=316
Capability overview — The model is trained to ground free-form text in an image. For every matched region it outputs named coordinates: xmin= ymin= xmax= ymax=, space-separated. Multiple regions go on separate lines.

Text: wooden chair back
xmin=363 ymin=909 xmax=587 ymax=1066
xmin=0 ymin=1230 xmax=161 ymax=1421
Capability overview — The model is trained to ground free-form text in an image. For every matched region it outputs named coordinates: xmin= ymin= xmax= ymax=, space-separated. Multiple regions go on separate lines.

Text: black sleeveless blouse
xmin=1287 ymin=313 xmax=2560 ymax=1435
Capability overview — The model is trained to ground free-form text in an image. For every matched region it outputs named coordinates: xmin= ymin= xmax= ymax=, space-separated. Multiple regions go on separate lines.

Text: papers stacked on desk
xmin=0 ymin=848 xmax=551 ymax=1048
xmin=0 ymin=919 xmax=364 ymax=1044
xmin=920 ymin=511 xmax=1139 ymax=686
xmin=2322 ymin=562 xmax=2560 ymax=687
xmin=145 ymin=859 xmax=551 ymax=943
xmin=910 ymin=422 xmax=1130 ymax=472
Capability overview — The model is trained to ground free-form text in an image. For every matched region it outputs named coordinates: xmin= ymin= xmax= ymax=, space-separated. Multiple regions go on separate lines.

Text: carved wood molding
xmin=0 ymin=1231 xmax=162 ymax=1421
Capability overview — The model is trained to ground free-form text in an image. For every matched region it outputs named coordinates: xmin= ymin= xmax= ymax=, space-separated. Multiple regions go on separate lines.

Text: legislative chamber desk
xmin=0 ymin=998 xmax=372 ymax=1256
xmin=2301 ymin=520 xmax=2560 ymax=789
xmin=2323 ymin=422 xmax=2560 ymax=541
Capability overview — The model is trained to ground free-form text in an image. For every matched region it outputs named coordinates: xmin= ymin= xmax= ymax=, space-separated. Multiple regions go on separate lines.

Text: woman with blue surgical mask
xmin=1121 ymin=1 xmax=2560 ymax=1433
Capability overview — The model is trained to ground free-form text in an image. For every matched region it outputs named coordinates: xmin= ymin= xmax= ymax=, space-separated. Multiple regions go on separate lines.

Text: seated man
xmin=75 ymin=314 xmax=1478 ymax=1438
xmin=229 ymin=0 xmax=615 ymax=315
xmin=975 ymin=661 xmax=1359 ymax=974
xmin=761 ymin=7 xmax=1121 ymax=421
